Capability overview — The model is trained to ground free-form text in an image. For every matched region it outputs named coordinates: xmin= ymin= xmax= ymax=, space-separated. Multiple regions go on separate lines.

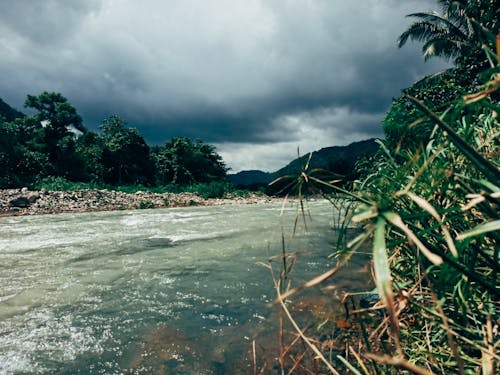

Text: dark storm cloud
xmin=0 ymin=0 xmax=447 ymax=171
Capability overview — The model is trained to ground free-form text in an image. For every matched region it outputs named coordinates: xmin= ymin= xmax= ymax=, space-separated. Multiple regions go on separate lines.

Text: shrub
xmin=188 ymin=181 xmax=233 ymax=199
xmin=138 ymin=201 xmax=155 ymax=209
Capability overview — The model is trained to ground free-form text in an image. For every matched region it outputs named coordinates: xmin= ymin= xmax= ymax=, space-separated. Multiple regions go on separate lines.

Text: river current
xmin=0 ymin=200 xmax=368 ymax=374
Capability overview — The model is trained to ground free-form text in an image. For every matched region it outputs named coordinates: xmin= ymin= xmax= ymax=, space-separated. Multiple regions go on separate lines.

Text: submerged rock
xmin=126 ymin=325 xmax=204 ymax=374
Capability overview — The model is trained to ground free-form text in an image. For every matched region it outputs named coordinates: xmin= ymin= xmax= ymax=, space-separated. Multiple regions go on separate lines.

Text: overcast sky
xmin=0 ymin=0 xmax=448 ymax=172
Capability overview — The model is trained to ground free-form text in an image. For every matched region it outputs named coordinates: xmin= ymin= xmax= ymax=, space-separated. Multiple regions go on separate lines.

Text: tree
xmin=0 ymin=117 xmax=51 ymax=187
xmin=398 ymin=0 xmax=497 ymax=69
xmin=25 ymin=92 xmax=85 ymax=138
xmin=24 ymin=92 xmax=87 ymax=180
xmin=152 ymin=137 xmax=227 ymax=185
xmin=100 ymin=115 xmax=154 ymax=185
xmin=75 ymin=131 xmax=107 ymax=182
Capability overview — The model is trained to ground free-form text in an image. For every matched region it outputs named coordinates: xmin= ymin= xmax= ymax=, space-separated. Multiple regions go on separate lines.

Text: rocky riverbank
xmin=0 ymin=188 xmax=275 ymax=216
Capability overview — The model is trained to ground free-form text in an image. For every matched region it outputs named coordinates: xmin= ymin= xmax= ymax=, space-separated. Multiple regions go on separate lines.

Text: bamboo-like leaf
xmin=336 ymin=355 xmax=363 ymax=375
xmin=456 ymin=220 xmax=500 ymax=241
xmin=307 ymin=175 xmax=373 ymax=205
xmin=383 ymin=211 xmax=443 ymax=265
xmin=406 ymin=192 xmax=458 ymax=257
xmin=406 ymin=95 xmax=500 ymax=185
xmin=373 ymin=217 xmax=403 ymax=355
xmin=373 ymin=217 xmax=392 ymax=297
xmin=352 ymin=206 xmax=378 ymax=223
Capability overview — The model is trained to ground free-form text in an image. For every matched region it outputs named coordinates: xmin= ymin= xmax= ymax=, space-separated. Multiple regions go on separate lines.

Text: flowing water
xmin=0 ymin=200 xmax=369 ymax=374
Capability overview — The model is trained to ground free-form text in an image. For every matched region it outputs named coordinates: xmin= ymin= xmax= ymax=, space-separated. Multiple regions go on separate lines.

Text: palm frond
xmin=398 ymin=21 xmax=450 ymax=48
xmin=422 ymin=38 xmax=467 ymax=60
xmin=405 ymin=11 xmax=468 ymax=39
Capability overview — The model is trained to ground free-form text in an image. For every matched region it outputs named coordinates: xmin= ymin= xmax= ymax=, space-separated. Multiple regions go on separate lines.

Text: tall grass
xmin=264 ymin=51 xmax=499 ymax=374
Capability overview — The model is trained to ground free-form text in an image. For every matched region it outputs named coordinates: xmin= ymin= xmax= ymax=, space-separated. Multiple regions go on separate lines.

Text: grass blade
xmin=405 ymin=192 xmax=458 ymax=257
xmin=406 ymin=95 xmax=500 ymax=184
xmin=373 ymin=217 xmax=403 ymax=355
xmin=383 ymin=211 xmax=443 ymax=265
xmin=456 ymin=220 xmax=500 ymax=241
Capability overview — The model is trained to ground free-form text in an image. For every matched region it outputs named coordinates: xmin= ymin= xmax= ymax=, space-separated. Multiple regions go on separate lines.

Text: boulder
xmin=9 ymin=197 xmax=30 ymax=208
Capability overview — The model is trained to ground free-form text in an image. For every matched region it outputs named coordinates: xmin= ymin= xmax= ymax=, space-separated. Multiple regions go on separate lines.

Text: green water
xmin=0 ymin=200 xmax=367 ymax=374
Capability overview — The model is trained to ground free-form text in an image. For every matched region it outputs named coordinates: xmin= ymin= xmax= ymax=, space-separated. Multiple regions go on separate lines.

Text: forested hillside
xmin=0 ymin=92 xmax=227 ymax=189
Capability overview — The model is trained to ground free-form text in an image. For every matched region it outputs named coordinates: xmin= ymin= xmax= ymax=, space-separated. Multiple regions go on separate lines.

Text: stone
xmin=9 ymin=197 xmax=30 ymax=208
xmin=27 ymin=193 xmax=40 ymax=203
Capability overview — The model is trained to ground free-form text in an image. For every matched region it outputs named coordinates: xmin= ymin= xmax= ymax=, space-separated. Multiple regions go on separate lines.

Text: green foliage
xmin=33 ymin=176 xmax=101 ymax=191
xmin=188 ymin=181 xmax=232 ymax=199
xmin=100 ymin=115 xmax=154 ymax=185
xmin=152 ymin=137 xmax=228 ymax=185
xmin=398 ymin=0 xmax=497 ymax=69
xmin=383 ymin=68 xmax=472 ymax=151
xmin=137 ymin=201 xmax=155 ymax=210
xmin=343 ymin=67 xmax=499 ymax=374
xmin=274 ymin=15 xmax=499 ymax=371
xmin=0 ymin=94 xmax=229 ymax=191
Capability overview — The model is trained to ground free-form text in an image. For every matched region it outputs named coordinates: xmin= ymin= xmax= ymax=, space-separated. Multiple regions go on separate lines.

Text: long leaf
xmin=406 ymin=95 xmax=500 ymax=184
xmin=383 ymin=211 xmax=443 ymax=265
xmin=373 ymin=217 xmax=403 ymax=355
xmin=373 ymin=218 xmax=392 ymax=297
xmin=456 ymin=220 xmax=500 ymax=241
xmin=405 ymin=192 xmax=458 ymax=257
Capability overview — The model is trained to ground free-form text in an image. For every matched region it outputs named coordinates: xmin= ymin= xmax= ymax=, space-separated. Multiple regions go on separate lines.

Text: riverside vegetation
xmin=262 ymin=2 xmax=499 ymax=374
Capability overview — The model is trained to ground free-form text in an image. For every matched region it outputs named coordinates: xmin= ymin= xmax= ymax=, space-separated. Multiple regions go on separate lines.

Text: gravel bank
xmin=0 ymin=188 xmax=275 ymax=216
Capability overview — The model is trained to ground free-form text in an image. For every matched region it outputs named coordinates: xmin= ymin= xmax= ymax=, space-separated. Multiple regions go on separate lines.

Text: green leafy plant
xmin=265 ymin=35 xmax=499 ymax=375
xmin=138 ymin=201 xmax=155 ymax=210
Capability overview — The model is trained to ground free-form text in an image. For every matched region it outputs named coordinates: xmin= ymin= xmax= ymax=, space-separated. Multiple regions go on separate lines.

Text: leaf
xmin=406 ymin=95 xmax=500 ymax=185
xmin=373 ymin=218 xmax=392 ymax=301
xmin=405 ymin=192 xmax=458 ymax=257
xmin=336 ymin=355 xmax=363 ymax=375
xmin=351 ymin=204 xmax=377 ymax=223
xmin=456 ymin=220 xmax=500 ymax=241
xmin=383 ymin=211 xmax=443 ymax=265
xmin=373 ymin=217 xmax=403 ymax=354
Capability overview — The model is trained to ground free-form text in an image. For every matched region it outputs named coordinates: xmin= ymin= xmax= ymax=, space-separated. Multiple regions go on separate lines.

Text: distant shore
xmin=0 ymin=188 xmax=277 ymax=217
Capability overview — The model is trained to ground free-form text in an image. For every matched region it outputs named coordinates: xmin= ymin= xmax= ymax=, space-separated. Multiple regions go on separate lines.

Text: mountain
xmin=228 ymin=138 xmax=379 ymax=188
xmin=0 ymin=98 xmax=25 ymax=122
xmin=227 ymin=170 xmax=272 ymax=187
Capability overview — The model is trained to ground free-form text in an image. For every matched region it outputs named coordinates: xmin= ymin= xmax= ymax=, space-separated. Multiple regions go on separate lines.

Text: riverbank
xmin=0 ymin=188 xmax=276 ymax=216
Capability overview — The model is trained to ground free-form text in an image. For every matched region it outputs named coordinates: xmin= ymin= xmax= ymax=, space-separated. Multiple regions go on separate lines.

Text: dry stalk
xmin=275 ymin=284 xmax=341 ymax=375
xmin=348 ymin=345 xmax=371 ymax=375
xmin=365 ymin=353 xmax=436 ymax=375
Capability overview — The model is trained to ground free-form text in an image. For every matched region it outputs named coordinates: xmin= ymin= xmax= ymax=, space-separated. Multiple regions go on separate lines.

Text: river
xmin=0 ymin=200 xmax=369 ymax=374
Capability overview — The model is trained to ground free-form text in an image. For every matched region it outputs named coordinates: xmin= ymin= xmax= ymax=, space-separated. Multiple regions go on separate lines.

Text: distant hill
xmin=227 ymin=170 xmax=272 ymax=187
xmin=228 ymin=138 xmax=379 ymax=189
xmin=0 ymin=98 xmax=25 ymax=122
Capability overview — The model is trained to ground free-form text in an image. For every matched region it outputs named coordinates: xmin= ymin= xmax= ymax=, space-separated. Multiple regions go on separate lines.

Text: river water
xmin=0 ymin=200 xmax=369 ymax=374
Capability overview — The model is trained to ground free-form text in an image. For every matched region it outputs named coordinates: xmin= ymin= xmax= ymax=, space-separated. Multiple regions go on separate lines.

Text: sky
xmin=0 ymin=0 xmax=448 ymax=172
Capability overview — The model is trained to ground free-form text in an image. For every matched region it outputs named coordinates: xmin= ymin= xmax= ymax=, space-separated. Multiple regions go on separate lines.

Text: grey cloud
xmin=0 ymin=0 xmax=101 ymax=44
xmin=0 ymin=0 xmax=449 ymax=170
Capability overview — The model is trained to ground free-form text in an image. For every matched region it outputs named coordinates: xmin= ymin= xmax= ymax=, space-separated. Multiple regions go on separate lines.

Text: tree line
xmin=0 ymin=92 xmax=228 ymax=189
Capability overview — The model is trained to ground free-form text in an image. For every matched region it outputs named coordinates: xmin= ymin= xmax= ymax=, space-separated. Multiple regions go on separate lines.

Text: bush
xmin=188 ymin=181 xmax=233 ymax=199
xmin=138 ymin=201 xmax=155 ymax=209
xmin=33 ymin=176 xmax=100 ymax=191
